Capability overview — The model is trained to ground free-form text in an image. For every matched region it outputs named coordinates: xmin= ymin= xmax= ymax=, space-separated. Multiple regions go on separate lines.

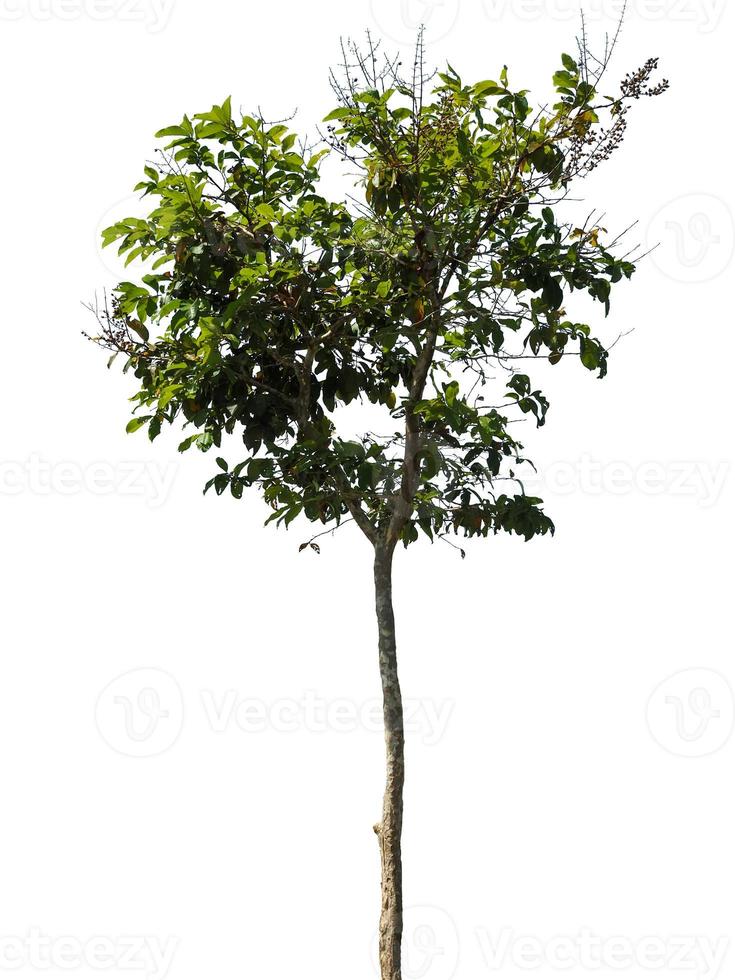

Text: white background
xmin=1 ymin=1 xmax=733 ymax=979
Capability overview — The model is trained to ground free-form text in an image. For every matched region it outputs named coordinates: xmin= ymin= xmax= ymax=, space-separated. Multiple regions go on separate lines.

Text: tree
xmin=88 ymin=26 xmax=667 ymax=980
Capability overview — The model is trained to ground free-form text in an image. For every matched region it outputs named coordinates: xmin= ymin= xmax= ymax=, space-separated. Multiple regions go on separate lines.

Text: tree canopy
xmin=89 ymin=33 xmax=667 ymax=551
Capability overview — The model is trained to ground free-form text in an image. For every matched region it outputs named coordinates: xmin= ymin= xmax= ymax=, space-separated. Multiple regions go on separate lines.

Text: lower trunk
xmin=373 ymin=544 xmax=404 ymax=980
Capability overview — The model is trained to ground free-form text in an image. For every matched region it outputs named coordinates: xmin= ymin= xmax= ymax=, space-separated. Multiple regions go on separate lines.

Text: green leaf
xmin=308 ymin=148 xmax=330 ymax=167
xmin=255 ymin=203 xmax=276 ymax=223
xmin=126 ymin=416 xmax=150 ymax=434
xmin=158 ymin=386 xmax=180 ymax=410
xmin=323 ymin=107 xmax=352 ymax=121
xmin=542 ymin=277 xmax=564 ymax=310
xmin=473 ymin=81 xmax=506 ymax=97
xmin=148 ymin=415 xmax=162 ymax=441
xmin=178 ymin=435 xmax=198 ymax=452
xmin=580 ymin=337 xmax=600 ymax=371
xmin=128 ymin=319 xmax=149 ymax=342
xmin=155 ymin=124 xmax=187 ymax=138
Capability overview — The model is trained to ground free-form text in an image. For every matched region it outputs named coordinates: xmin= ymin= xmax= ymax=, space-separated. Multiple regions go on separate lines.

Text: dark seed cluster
xmin=565 ymin=57 xmax=668 ymax=180
xmin=620 ymin=57 xmax=670 ymax=100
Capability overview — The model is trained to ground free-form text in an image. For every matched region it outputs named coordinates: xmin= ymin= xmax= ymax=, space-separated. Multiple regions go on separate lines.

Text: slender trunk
xmin=373 ymin=543 xmax=404 ymax=980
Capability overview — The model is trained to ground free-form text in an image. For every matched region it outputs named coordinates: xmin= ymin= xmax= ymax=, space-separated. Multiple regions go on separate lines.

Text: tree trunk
xmin=373 ymin=543 xmax=404 ymax=980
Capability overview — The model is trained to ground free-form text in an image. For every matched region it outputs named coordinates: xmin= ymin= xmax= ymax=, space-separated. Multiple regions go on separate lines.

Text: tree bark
xmin=373 ymin=542 xmax=404 ymax=980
